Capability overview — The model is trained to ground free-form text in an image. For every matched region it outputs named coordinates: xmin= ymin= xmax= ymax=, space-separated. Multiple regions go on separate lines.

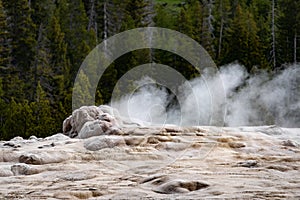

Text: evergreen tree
xmin=249 ymin=0 xmax=272 ymax=69
xmin=277 ymin=0 xmax=300 ymax=64
xmin=2 ymin=99 xmax=34 ymax=139
xmin=0 ymin=0 xmax=10 ymax=70
xmin=46 ymin=14 xmax=70 ymax=102
xmin=29 ymin=82 xmax=56 ymax=137
xmin=177 ymin=7 xmax=192 ymax=36
xmin=3 ymin=0 xmax=37 ymax=87
xmin=58 ymin=0 xmax=96 ymax=80
xmin=0 ymin=78 xmax=7 ymax=139
xmin=123 ymin=0 xmax=152 ymax=27
xmin=188 ymin=0 xmax=203 ymax=44
xmin=117 ymin=0 xmax=152 ymax=76
xmin=214 ymin=0 xmax=230 ymax=62
xmin=72 ymin=70 xmax=93 ymax=109
xmin=222 ymin=4 xmax=266 ymax=71
xmin=46 ymin=14 xmax=73 ymax=130
xmin=153 ymin=3 xmax=176 ymax=29
xmin=30 ymin=0 xmax=55 ymax=27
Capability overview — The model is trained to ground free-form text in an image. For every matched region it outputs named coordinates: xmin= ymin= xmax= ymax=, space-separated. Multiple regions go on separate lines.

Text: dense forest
xmin=0 ymin=0 xmax=299 ymax=139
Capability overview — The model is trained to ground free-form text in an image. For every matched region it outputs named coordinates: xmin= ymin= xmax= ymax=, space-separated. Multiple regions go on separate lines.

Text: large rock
xmin=63 ymin=105 xmax=123 ymax=138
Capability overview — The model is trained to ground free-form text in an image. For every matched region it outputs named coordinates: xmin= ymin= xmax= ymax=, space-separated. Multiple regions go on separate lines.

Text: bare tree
xmin=216 ymin=0 xmax=229 ymax=60
xmin=202 ymin=0 xmax=215 ymax=55
xmin=87 ymin=0 xmax=96 ymax=31
xmin=271 ymin=0 xmax=276 ymax=68
xmin=294 ymin=33 xmax=297 ymax=64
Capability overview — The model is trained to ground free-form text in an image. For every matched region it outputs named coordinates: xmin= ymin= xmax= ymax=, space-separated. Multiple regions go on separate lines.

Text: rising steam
xmin=111 ymin=64 xmax=300 ymax=127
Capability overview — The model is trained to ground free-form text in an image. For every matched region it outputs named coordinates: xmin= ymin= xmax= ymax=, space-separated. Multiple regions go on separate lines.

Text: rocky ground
xmin=0 ymin=125 xmax=299 ymax=199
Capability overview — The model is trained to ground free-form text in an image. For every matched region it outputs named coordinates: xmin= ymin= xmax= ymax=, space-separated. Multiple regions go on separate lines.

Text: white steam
xmin=111 ymin=64 xmax=300 ymax=127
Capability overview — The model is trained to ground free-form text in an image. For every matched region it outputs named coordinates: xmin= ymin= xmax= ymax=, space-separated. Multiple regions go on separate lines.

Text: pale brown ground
xmin=0 ymin=126 xmax=299 ymax=199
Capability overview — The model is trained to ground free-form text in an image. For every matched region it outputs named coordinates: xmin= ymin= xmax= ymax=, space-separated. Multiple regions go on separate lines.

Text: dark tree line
xmin=0 ymin=0 xmax=299 ymax=139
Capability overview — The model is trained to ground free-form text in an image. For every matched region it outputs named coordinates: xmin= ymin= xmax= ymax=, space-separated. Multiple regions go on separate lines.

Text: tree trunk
xmin=271 ymin=0 xmax=276 ymax=68
xmin=218 ymin=0 xmax=224 ymax=60
xmin=32 ymin=23 xmax=43 ymax=102
xmin=88 ymin=0 xmax=95 ymax=31
xmin=294 ymin=32 xmax=297 ymax=64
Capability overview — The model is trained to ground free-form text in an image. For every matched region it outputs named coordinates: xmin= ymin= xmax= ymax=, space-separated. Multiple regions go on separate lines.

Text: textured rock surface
xmin=63 ymin=106 xmax=130 ymax=139
xmin=0 ymin=125 xmax=299 ymax=199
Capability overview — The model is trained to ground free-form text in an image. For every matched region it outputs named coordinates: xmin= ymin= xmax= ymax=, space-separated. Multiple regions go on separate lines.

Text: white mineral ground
xmin=0 ymin=106 xmax=299 ymax=199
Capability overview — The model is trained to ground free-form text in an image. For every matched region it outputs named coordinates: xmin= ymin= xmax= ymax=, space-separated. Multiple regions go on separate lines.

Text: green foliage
xmin=154 ymin=4 xmax=176 ymax=29
xmin=177 ymin=8 xmax=192 ymax=36
xmin=0 ymin=0 xmax=298 ymax=139
xmin=3 ymin=0 xmax=37 ymax=75
xmin=29 ymin=82 xmax=57 ymax=137
xmin=277 ymin=0 xmax=300 ymax=64
xmin=221 ymin=4 xmax=267 ymax=71
xmin=72 ymin=70 xmax=93 ymax=109
xmin=0 ymin=0 xmax=9 ymax=69
xmin=58 ymin=0 xmax=95 ymax=79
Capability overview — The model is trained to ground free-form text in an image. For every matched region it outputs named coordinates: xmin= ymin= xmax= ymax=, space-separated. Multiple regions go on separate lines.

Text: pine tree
xmin=153 ymin=3 xmax=176 ymax=29
xmin=0 ymin=0 xmax=16 ymax=102
xmin=0 ymin=0 xmax=10 ymax=70
xmin=277 ymin=0 xmax=300 ymax=64
xmin=177 ymin=7 xmax=192 ymax=36
xmin=30 ymin=0 xmax=55 ymax=27
xmin=3 ymin=0 xmax=38 ymax=102
xmin=72 ymin=70 xmax=93 ymax=109
xmin=0 ymin=78 xmax=7 ymax=139
xmin=214 ymin=0 xmax=230 ymax=62
xmin=3 ymin=0 xmax=37 ymax=85
xmin=46 ymin=14 xmax=70 ymax=101
xmin=99 ymin=0 xmax=128 ymax=38
xmin=188 ymin=0 xmax=203 ymax=44
xmin=223 ymin=4 xmax=266 ymax=71
xmin=29 ymin=82 xmax=56 ymax=137
xmin=58 ymin=0 xmax=96 ymax=80
xmin=270 ymin=0 xmax=277 ymax=68
xmin=123 ymin=0 xmax=152 ymax=28
xmin=249 ymin=0 xmax=272 ymax=69
xmin=114 ymin=0 xmax=153 ymax=96
xmin=45 ymin=13 xmax=73 ymax=131
xmin=2 ymin=99 xmax=34 ymax=139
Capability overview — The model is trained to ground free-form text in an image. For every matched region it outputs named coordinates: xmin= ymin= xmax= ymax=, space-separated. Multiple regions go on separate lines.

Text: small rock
xmin=228 ymin=142 xmax=246 ymax=148
xmin=3 ymin=142 xmax=15 ymax=147
xmin=154 ymin=180 xmax=209 ymax=194
xmin=165 ymin=126 xmax=183 ymax=133
xmin=84 ymin=135 xmax=126 ymax=151
xmin=29 ymin=135 xmax=38 ymax=140
xmin=124 ymin=136 xmax=145 ymax=146
xmin=19 ymin=154 xmax=42 ymax=165
xmin=3 ymin=141 xmax=21 ymax=148
xmin=282 ymin=140 xmax=298 ymax=147
xmin=155 ymin=142 xmax=189 ymax=151
xmin=266 ymin=165 xmax=291 ymax=172
xmin=11 ymin=163 xmax=31 ymax=175
xmin=44 ymin=133 xmax=70 ymax=141
xmin=10 ymin=136 xmax=23 ymax=141
xmin=19 ymin=152 xmax=68 ymax=165
xmin=236 ymin=160 xmax=258 ymax=168
xmin=38 ymin=142 xmax=55 ymax=149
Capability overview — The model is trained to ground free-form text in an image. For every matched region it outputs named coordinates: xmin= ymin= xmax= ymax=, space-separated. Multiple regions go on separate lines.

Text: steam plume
xmin=111 ymin=64 xmax=300 ymax=127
